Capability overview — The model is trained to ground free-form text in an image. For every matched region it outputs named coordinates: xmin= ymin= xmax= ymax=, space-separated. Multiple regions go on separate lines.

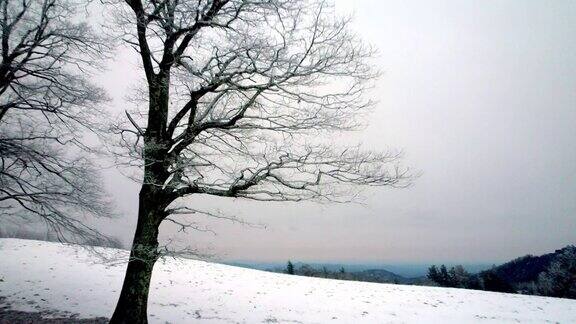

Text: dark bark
xmin=108 ymin=3 xmax=235 ymax=319
xmin=0 ymin=106 xmax=7 ymax=123
xmin=109 ymin=72 xmax=173 ymax=322
xmin=108 ymin=186 xmax=164 ymax=324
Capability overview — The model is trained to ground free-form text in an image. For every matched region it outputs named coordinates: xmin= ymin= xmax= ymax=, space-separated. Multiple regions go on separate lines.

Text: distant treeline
xmin=427 ymin=245 xmax=576 ymax=299
xmin=278 ymin=261 xmax=421 ymax=285
xmin=276 ymin=245 xmax=576 ymax=300
xmin=285 ymin=261 xmax=352 ymax=280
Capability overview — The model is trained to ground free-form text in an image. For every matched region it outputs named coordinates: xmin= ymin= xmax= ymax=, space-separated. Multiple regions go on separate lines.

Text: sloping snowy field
xmin=1 ymin=239 xmax=575 ymax=323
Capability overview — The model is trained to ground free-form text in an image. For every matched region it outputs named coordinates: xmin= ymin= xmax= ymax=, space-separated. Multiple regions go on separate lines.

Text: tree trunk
xmin=110 ymin=73 xmax=171 ymax=324
xmin=109 ymin=187 xmax=163 ymax=324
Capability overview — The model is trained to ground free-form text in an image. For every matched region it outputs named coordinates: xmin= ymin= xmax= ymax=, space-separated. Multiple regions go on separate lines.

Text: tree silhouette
xmin=107 ymin=1 xmax=411 ymax=322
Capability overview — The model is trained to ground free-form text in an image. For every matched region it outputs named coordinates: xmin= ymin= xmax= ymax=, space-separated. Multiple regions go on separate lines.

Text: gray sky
xmin=98 ymin=0 xmax=576 ymax=264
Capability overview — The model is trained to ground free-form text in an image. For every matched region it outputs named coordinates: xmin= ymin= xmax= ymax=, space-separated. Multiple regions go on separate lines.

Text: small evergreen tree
xmin=286 ymin=261 xmax=295 ymax=275
xmin=439 ymin=265 xmax=451 ymax=286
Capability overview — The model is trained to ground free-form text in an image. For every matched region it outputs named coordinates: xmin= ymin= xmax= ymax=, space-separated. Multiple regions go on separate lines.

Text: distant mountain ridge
xmin=227 ymin=245 xmax=575 ymax=293
xmin=353 ymin=269 xmax=409 ymax=284
xmin=224 ymin=260 xmax=491 ymax=278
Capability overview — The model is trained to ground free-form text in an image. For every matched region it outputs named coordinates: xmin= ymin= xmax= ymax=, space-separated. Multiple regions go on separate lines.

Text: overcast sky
xmin=97 ymin=0 xmax=576 ymax=264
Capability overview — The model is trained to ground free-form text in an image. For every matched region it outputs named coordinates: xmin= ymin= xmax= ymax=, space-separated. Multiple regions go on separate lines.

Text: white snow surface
xmin=1 ymin=239 xmax=575 ymax=323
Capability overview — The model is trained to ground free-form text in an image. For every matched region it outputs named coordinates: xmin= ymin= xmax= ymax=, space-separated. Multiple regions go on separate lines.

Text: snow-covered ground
xmin=1 ymin=239 xmax=575 ymax=323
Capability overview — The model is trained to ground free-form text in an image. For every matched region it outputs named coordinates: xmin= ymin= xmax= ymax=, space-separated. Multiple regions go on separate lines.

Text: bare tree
xmin=0 ymin=0 xmax=113 ymax=244
xmin=108 ymin=0 xmax=411 ymax=322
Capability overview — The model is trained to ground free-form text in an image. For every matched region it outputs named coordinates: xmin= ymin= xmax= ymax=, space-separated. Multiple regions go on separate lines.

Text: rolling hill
xmin=1 ymin=238 xmax=575 ymax=323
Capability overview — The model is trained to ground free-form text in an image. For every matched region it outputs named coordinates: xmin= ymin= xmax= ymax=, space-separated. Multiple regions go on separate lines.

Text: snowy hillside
xmin=1 ymin=239 xmax=575 ymax=323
